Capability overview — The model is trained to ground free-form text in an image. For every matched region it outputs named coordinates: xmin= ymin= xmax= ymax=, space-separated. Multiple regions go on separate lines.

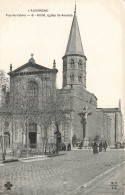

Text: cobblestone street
xmin=82 ymin=163 xmax=125 ymax=195
xmin=0 ymin=149 xmax=125 ymax=195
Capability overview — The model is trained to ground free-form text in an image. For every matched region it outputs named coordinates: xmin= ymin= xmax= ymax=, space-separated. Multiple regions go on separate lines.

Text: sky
xmin=0 ymin=0 xmax=125 ymax=126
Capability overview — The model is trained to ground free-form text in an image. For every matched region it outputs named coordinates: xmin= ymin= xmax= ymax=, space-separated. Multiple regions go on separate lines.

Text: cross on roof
xmin=29 ymin=53 xmax=35 ymax=63
xmin=74 ymin=1 xmax=77 ymax=13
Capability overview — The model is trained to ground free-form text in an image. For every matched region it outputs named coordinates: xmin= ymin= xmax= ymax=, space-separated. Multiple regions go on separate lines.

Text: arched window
xmin=78 ymin=75 xmax=82 ymax=83
xmin=28 ymin=81 xmax=38 ymax=110
xmin=70 ymin=73 xmax=74 ymax=82
xmin=63 ymin=61 xmax=67 ymax=71
xmin=78 ymin=60 xmax=83 ymax=70
xmin=4 ymin=122 xmax=9 ymax=130
xmin=70 ymin=59 xmax=75 ymax=68
xmin=63 ymin=75 xmax=67 ymax=86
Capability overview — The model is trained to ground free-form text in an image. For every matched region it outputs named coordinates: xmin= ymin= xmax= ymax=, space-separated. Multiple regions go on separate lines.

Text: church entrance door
xmin=28 ymin=123 xmax=37 ymax=148
xmin=29 ymin=132 xmax=37 ymax=148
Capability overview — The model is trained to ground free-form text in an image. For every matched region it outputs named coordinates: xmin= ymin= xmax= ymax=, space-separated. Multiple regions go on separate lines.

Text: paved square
xmin=0 ymin=149 xmax=125 ymax=195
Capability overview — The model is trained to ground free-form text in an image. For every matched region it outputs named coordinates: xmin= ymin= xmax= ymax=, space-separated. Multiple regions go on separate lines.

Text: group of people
xmin=93 ymin=141 xmax=107 ymax=155
xmin=61 ymin=143 xmax=71 ymax=151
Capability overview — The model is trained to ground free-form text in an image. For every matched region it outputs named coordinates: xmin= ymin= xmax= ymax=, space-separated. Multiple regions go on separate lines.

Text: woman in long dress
xmin=99 ymin=142 xmax=103 ymax=152
xmin=93 ymin=142 xmax=98 ymax=155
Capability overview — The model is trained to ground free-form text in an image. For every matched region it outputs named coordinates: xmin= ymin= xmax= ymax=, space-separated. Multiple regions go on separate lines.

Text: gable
xmin=17 ymin=66 xmax=42 ymax=73
xmin=8 ymin=62 xmax=52 ymax=75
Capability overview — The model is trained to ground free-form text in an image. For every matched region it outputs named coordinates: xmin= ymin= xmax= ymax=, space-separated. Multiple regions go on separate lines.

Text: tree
xmin=38 ymin=89 xmax=71 ymax=154
xmin=0 ymin=73 xmax=11 ymax=161
xmin=0 ymin=73 xmax=40 ymax=157
xmin=12 ymin=75 xmax=41 ymax=156
xmin=0 ymin=69 xmax=72 ymax=157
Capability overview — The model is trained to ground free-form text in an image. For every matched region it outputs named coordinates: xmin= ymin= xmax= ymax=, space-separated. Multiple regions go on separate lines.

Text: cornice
xmin=8 ymin=69 xmax=58 ymax=77
xmin=62 ymin=54 xmax=87 ymax=60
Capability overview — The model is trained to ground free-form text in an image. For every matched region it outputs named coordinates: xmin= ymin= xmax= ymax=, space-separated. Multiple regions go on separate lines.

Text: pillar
xmin=37 ymin=124 xmax=41 ymax=151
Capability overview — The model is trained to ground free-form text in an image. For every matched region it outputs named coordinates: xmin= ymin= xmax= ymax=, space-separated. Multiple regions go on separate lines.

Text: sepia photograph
xmin=0 ymin=0 xmax=125 ymax=194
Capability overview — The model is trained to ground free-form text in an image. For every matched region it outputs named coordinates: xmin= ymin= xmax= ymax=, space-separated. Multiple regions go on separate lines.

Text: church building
xmin=0 ymin=6 xmax=124 ymax=151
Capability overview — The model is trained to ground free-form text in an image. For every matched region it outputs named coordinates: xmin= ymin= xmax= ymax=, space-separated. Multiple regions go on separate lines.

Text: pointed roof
xmin=65 ymin=6 xmax=84 ymax=56
xmin=8 ymin=55 xmax=58 ymax=76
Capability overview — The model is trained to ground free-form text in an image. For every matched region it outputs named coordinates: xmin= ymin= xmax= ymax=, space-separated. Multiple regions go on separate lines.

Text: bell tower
xmin=62 ymin=5 xmax=87 ymax=89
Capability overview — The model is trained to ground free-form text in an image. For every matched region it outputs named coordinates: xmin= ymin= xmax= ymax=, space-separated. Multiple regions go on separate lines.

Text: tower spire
xmin=62 ymin=6 xmax=87 ymax=89
xmin=74 ymin=1 xmax=76 ymax=14
xmin=64 ymin=5 xmax=84 ymax=57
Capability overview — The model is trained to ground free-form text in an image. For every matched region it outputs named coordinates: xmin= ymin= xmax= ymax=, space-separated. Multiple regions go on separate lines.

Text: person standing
xmin=99 ymin=142 xmax=103 ymax=152
xmin=103 ymin=141 xmax=107 ymax=152
xmin=67 ymin=143 xmax=71 ymax=151
xmin=93 ymin=142 xmax=98 ymax=155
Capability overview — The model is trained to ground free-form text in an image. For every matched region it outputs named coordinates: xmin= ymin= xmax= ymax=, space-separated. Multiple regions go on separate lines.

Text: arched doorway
xmin=28 ymin=123 xmax=37 ymax=148
xmin=4 ymin=132 xmax=10 ymax=148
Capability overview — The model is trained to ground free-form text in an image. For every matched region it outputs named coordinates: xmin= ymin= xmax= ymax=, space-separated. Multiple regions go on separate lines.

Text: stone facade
xmin=0 ymin=70 xmax=9 ymax=106
xmin=101 ymin=107 xmax=124 ymax=146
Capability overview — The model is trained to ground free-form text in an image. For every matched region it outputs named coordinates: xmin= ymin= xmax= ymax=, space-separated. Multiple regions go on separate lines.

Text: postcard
xmin=0 ymin=0 xmax=125 ymax=195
